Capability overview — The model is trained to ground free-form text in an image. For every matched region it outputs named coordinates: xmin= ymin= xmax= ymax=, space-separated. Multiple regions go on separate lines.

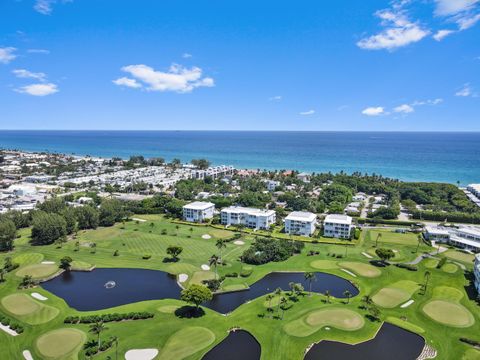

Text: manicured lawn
xmin=16 ymin=263 xmax=60 ymax=279
xmin=0 ymin=216 xmax=478 ymax=360
xmin=444 ymin=250 xmax=475 ymax=264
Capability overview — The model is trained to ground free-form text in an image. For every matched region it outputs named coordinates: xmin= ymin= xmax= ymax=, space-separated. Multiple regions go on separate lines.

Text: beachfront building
xmin=221 ymin=206 xmax=276 ymax=230
xmin=191 ymin=165 xmax=234 ymax=180
xmin=423 ymin=225 xmax=480 ymax=252
xmin=474 ymin=254 xmax=480 ymax=294
xmin=182 ymin=201 xmax=215 ymax=223
xmin=285 ymin=211 xmax=317 ymax=236
xmin=323 ymin=214 xmax=353 ymax=239
xmin=467 ymin=184 xmax=480 ymax=198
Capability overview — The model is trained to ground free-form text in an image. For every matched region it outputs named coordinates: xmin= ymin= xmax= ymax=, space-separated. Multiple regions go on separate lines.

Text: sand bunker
xmin=201 ymin=264 xmax=210 ymax=271
xmin=125 ymin=349 xmax=159 ymax=360
xmin=234 ymin=240 xmax=245 ymax=245
xmin=202 ymin=234 xmax=212 ymax=239
xmin=178 ymin=274 xmax=188 ymax=283
xmin=31 ymin=293 xmax=48 ymax=301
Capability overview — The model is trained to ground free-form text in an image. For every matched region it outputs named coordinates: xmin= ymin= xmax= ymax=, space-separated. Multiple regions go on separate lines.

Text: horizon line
xmin=1 ymin=129 xmax=480 ymax=133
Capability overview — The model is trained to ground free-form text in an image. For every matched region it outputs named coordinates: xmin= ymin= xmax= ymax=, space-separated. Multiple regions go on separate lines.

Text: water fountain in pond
xmin=104 ymin=281 xmax=116 ymax=289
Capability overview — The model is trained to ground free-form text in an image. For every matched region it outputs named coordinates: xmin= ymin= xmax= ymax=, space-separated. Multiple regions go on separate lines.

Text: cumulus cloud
xmin=113 ymin=63 xmax=215 ymax=93
xmin=455 ymin=84 xmax=473 ymax=97
xmin=112 ymin=77 xmax=142 ymax=88
xmin=357 ymin=8 xmax=429 ymax=50
xmin=394 ymin=104 xmax=414 ymax=113
xmin=457 ymin=13 xmax=480 ymax=29
xmin=299 ymin=110 xmax=315 ymax=116
xmin=433 ymin=29 xmax=455 ymax=40
xmin=434 ymin=0 xmax=479 ymax=16
xmin=0 ymin=47 xmax=17 ymax=64
xmin=12 ymin=69 xmax=47 ymax=81
xmin=15 ymin=83 xmax=58 ymax=96
xmin=412 ymin=98 xmax=443 ymax=106
xmin=362 ymin=107 xmax=385 ymax=116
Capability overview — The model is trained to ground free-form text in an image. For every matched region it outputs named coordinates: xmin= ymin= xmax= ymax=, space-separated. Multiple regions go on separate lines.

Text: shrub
xmin=142 ymin=254 xmax=151 ymax=260
xmin=240 ymin=237 xmax=304 ymax=265
xmin=225 ymin=272 xmax=238 ymax=278
xmin=437 ymin=257 xmax=447 ymax=269
xmin=240 ymin=268 xmax=253 ymax=277
xmin=65 ymin=312 xmax=154 ymax=324
xmin=395 ymin=263 xmax=418 ymax=271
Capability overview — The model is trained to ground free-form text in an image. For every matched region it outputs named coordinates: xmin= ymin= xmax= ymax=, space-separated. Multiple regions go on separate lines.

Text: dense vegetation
xmin=241 ymin=237 xmax=304 ymax=265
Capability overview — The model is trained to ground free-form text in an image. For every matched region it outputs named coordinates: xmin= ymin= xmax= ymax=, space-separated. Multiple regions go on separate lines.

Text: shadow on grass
xmin=162 ymin=257 xmax=179 ymax=263
xmin=175 ymin=305 xmax=206 ymax=318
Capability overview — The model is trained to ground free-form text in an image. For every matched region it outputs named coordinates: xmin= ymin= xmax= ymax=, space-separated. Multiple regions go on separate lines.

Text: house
xmin=423 ymin=225 xmax=480 ymax=252
xmin=474 ymin=254 xmax=480 ymax=294
xmin=192 ymin=165 xmax=234 ymax=180
xmin=323 ymin=214 xmax=353 ymax=239
xmin=221 ymin=206 xmax=276 ymax=230
xmin=424 ymin=226 xmax=450 ymax=242
xmin=297 ymin=172 xmax=311 ymax=183
xmin=266 ymin=180 xmax=280 ymax=192
xmin=182 ymin=201 xmax=215 ymax=222
xmin=285 ymin=211 xmax=317 ymax=236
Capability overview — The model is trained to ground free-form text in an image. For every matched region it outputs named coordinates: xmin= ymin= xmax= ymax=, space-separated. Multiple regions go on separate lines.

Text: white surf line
xmin=22 ymin=350 xmax=34 ymax=360
xmin=31 ymin=292 xmax=48 ymax=301
xmin=400 ymin=299 xmax=414 ymax=308
xmin=340 ymin=269 xmax=357 ymax=277
xmin=0 ymin=323 xmax=19 ymax=336
xmin=361 ymin=252 xmax=373 ymax=259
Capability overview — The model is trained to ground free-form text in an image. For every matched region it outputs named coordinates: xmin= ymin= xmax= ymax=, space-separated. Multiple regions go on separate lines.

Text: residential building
xmin=423 ymin=225 xmax=480 ymax=252
xmin=424 ymin=226 xmax=450 ymax=242
xmin=192 ymin=165 xmax=234 ymax=180
xmin=266 ymin=180 xmax=280 ymax=191
xmin=467 ymin=184 xmax=480 ymax=198
xmin=323 ymin=214 xmax=353 ymax=239
xmin=474 ymin=254 xmax=480 ymax=294
xmin=285 ymin=211 xmax=317 ymax=236
xmin=297 ymin=172 xmax=311 ymax=183
xmin=182 ymin=201 xmax=215 ymax=222
xmin=221 ymin=206 xmax=276 ymax=230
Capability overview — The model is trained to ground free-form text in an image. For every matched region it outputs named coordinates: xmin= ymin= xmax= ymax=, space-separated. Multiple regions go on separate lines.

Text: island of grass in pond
xmin=42 ymin=268 xmax=358 ymax=313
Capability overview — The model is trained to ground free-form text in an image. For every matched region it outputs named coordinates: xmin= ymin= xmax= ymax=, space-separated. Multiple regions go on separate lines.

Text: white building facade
xmin=285 ymin=211 xmax=317 ymax=236
xmin=192 ymin=165 xmax=234 ymax=180
xmin=474 ymin=254 xmax=480 ymax=294
xmin=323 ymin=214 xmax=353 ymax=239
xmin=221 ymin=206 xmax=276 ymax=230
xmin=182 ymin=201 xmax=215 ymax=222
xmin=424 ymin=225 xmax=480 ymax=252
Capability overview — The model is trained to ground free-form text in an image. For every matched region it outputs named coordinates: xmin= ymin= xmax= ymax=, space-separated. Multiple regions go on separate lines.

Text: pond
xmin=202 ymin=330 xmax=261 ymax=360
xmin=304 ymin=323 xmax=425 ymax=360
xmin=42 ymin=269 xmax=358 ymax=313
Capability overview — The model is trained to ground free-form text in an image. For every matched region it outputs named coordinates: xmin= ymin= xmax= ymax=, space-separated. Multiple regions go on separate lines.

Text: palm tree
xmin=375 ymin=233 xmax=382 ymax=247
xmin=423 ymin=271 xmax=431 ymax=292
xmin=0 ymin=268 xmax=6 ymax=283
xmin=325 ymin=290 xmax=331 ymax=304
xmin=304 ymin=272 xmax=316 ymax=297
xmin=110 ymin=335 xmax=119 ymax=360
xmin=362 ymin=294 xmax=373 ymax=308
xmin=275 ymin=288 xmax=282 ymax=317
xmin=416 ymin=234 xmax=422 ymax=253
xmin=216 ymin=239 xmax=226 ymax=263
xmin=280 ymin=297 xmax=288 ymax=319
xmin=90 ymin=242 xmax=96 ymax=254
xmin=266 ymin=294 xmax=274 ymax=317
xmin=209 ymin=254 xmax=220 ymax=279
xmin=89 ymin=321 xmax=108 ymax=349
xmin=343 ymin=290 xmax=351 ymax=304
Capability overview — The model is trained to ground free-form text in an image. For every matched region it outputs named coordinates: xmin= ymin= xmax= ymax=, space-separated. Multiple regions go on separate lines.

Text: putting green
xmin=338 ymin=262 xmax=381 ymax=278
xmin=310 ymin=260 xmax=338 ymax=270
xmin=158 ymin=305 xmax=179 ymax=314
xmin=424 ymin=258 xmax=439 ymax=269
xmin=442 ymin=263 xmax=458 ymax=273
xmin=372 ymin=280 xmax=420 ymax=308
xmin=190 ymin=271 xmax=215 ymax=285
xmin=463 ymin=349 xmax=480 ymax=360
xmin=36 ymin=328 xmax=86 ymax=359
xmin=1 ymin=294 xmax=59 ymax=325
xmin=283 ymin=308 xmax=364 ymax=337
xmin=16 ymin=263 xmax=59 ymax=279
xmin=423 ymin=300 xmax=474 ymax=327
xmin=70 ymin=260 xmax=92 ymax=270
xmin=159 ymin=327 xmax=215 ymax=359
xmin=12 ymin=252 xmax=44 ymax=265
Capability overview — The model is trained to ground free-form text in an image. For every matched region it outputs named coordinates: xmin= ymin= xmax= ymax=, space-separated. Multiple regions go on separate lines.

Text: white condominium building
xmin=221 ymin=206 xmax=276 ymax=230
xmin=424 ymin=225 xmax=480 ymax=252
xmin=323 ymin=214 xmax=353 ymax=239
xmin=192 ymin=165 xmax=234 ymax=180
xmin=182 ymin=201 xmax=215 ymax=222
xmin=474 ymin=254 xmax=480 ymax=294
xmin=285 ymin=211 xmax=317 ymax=237
xmin=467 ymin=184 xmax=480 ymax=198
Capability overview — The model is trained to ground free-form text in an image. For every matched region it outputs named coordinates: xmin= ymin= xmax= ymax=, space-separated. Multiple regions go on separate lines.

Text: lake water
xmin=202 ymin=330 xmax=261 ymax=360
xmin=1 ymin=130 xmax=479 ymax=184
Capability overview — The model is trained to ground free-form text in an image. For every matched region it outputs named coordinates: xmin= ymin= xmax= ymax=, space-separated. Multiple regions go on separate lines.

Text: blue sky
xmin=0 ymin=0 xmax=479 ymax=131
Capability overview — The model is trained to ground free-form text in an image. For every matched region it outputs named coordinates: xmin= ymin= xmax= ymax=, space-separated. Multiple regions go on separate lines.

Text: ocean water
xmin=0 ymin=131 xmax=479 ymax=185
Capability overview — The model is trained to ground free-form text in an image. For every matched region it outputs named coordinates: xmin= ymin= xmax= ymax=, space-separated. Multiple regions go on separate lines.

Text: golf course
xmin=0 ymin=215 xmax=479 ymax=360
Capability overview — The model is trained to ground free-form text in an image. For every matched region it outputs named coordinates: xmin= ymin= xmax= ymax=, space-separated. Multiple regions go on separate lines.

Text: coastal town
xmin=1 ymin=149 xmax=480 ymax=360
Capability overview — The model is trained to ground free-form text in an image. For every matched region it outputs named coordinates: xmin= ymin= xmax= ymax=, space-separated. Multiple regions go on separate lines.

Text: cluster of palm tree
xmin=361 ymin=295 xmax=381 ymax=321
xmin=209 ymin=239 xmax=228 ymax=279
xmin=86 ymin=321 xmax=119 ymax=359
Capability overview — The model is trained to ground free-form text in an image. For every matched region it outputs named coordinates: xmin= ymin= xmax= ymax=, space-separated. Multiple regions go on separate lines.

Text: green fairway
xmin=368 ymin=230 xmax=418 ymax=246
xmin=442 ymin=263 xmax=458 ymax=273
xmin=338 ymin=262 xmax=381 ymax=278
xmin=1 ymin=293 xmax=59 ymax=324
xmin=35 ymin=328 xmax=86 ymax=359
xmin=70 ymin=260 xmax=93 ymax=270
xmin=284 ymin=308 xmax=364 ymax=337
xmin=16 ymin=263 xmax=59 ymax=279
xmin=158 ymin=305 xmax=179 ymax=313
xmin=444 ymin=250 xmax=475 ymax=264
xmin=158 ymin=327 xmax=216 ymax=359
xmin=372 ymin=280 xmax=420 ymax=308
xmin=12 ymin=252 xmax=44 ymax=265
xmin=310 ymin=260 xmax=338 ymax=269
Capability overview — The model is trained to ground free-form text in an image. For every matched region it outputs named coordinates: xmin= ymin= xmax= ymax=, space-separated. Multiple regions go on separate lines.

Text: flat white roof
xmin=468 ymin=184 xmax=480 ymax=191
xmin=324 ymin=214 xmax=352 ymax=225
xmin=221 ymin=206 xmax=275 ymax=217
xmin=286 ymin=211 xmax=317 ymax=222
xmin=450 ymin=235 xmax=480 ymax=249
xmin=457 ymin=226 xmax=480 ymax=238
xmin=425 ymin=226 xmax=450 ymax=236
xmin=183 ymin=201 xmax=215 ymax=210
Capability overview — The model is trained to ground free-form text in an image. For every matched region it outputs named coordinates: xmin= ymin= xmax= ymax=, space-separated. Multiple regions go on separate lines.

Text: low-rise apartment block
xmin=221 ymin=206 xmax=276 ymax=230
xmin=323 ymin=214 xmax=353 ymax=239
xmin=285 ymin=211 xmax=317 ymax=236
xmin=182 ymin=201 xmax=215 ymax=222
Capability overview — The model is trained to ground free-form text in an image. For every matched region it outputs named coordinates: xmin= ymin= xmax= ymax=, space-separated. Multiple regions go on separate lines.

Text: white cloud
xmin=269 ymin=95 xmax=282 ymax=101
xmin=455 ymin=84 xmax=472 ymax=96
xmin=182 ymin=53 xmax=192 ymax=58
xmin=0 ymin=47 xmax=17 ymax=64
xmin=433 ymin=29 xmax=455 ymax=40
xmin=27 ymin=49 xmax=50 ymax=54
xmin=362 ymin=107 xmax=385 ymax=116
xmin=15 ymin=83 xmax=58 ymax=96
xmin=457 ymin=13 xmax=480 ymax=30
xmin=434 ymin=0 xmax=479 ymax=16
xmin=412 ymin=98 xmax=443 ymax=106
xmin=12 ymin=69 xmax=47 ymax=81
xmin=299 ymin=110 xmax=315 ymax=116
xmin=115 ymin=63 xmax=215 ymax=93
xmin=394 ymin=104 xmax=414 ymax=113
xmin=112 ymin=77 xmax=142 ymax=89
xmin=357 ymin=9 xmax=429 ymax=50
xmin=34 ymin=0 xmax=55 ymax=15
